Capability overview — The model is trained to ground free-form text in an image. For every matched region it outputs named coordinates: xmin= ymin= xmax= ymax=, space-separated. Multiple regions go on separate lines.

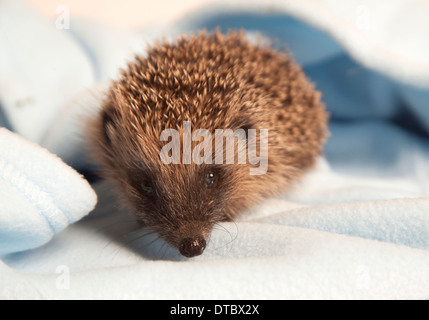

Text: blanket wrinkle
xmin=0 ymin=158 xmax=69 ymax=233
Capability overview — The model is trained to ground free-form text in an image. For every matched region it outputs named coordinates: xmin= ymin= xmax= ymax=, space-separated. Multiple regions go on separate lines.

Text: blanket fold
xmin=1 ymin=0 xmax=429 ymax=299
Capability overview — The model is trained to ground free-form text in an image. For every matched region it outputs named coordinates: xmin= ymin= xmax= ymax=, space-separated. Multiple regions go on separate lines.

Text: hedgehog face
xmin=128 ymin=161 xmax=237 ymax=257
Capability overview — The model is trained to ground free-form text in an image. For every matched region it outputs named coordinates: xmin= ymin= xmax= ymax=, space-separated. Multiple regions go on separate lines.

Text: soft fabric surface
xmin=1 ymin=0 xmax=429 ymax=299
xmin=0 ymin=128 xmax=97 ymax=256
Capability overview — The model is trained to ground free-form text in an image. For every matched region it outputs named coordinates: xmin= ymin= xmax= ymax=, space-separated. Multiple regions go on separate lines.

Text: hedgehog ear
xmin=101 ymin=108 xmax=116 ymax=146
xmin=239 ymin=122 xmax=253 ymax=133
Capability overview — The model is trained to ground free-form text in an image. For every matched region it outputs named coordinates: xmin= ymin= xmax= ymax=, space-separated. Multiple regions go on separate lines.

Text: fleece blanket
xmin=1 ymin=0 xmax=429 ymax=299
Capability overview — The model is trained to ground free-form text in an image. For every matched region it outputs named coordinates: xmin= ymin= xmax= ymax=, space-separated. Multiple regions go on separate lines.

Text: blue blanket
xmin=1 ymin=0 xmax=429 ymax=299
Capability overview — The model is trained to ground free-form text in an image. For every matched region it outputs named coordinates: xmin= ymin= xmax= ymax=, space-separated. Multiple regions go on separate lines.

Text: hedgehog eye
xmin=140 ymin=183 xmax=154 ymax=197
xmin=205 ymin=172 xmax=216 ymax=186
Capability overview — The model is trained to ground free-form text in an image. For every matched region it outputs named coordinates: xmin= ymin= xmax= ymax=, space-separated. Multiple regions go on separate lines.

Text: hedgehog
xmin=89 ymin=30 xmax=328 ymax=258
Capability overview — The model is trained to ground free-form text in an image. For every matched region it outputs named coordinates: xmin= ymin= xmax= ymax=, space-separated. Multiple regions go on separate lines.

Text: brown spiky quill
xmin=88 ymin=30 xmax=328 ymax=258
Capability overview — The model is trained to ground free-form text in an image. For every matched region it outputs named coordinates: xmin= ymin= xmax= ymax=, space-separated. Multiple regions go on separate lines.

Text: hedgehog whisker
xmin=91 ymin=218 xmax=139 ymax=236
xmin=212 ymin=220 xmax=239 ymax=254
xmin=158 ymin=241 xmax=170 ymax=260
xmin=123 ymin=229 xmax=158 ymax=247
xmin=131 ymin=232 xmax=164 ymax=258
xmin=110 ymin=229 xmax=161 ymax=260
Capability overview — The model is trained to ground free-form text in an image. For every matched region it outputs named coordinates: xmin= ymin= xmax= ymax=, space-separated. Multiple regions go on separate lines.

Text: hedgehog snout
xmin=179 ymin=236 xmax=206 ymax=257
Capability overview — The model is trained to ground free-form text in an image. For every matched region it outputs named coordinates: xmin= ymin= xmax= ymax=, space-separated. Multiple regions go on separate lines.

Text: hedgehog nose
xmin=179 ymin=236 xmax=206 ymax=257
